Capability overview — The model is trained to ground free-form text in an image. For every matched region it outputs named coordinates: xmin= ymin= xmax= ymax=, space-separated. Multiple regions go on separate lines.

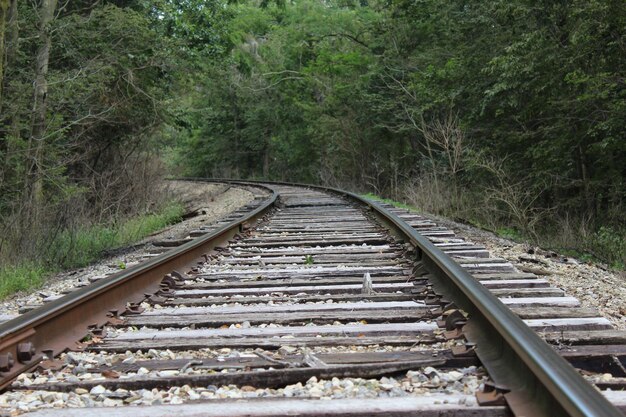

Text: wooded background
xmin=0 ymin=0 xmax=624 ymax=269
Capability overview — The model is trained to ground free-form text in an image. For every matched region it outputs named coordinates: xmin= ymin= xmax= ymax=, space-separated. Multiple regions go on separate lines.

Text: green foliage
xmin=0 ymin=0 xmax=224 ymax=291
xmin=497 ymin=227 xmax=523 ymax=241
xmin=0 ymin=202 xmax=184 ymax=299
xmin=167 ymin=0 xmax=623 ymax=268
xmin=48 ymin=202 xmax=184 ymax=269
xmin=148 ymin=0 xmax=232 ymax=59
xmin=172 ymin=0 xmax=388 ymax=183
xmin=1 ymin=0 xmax=623 ymax=276
xmin=0 ymin=263 xmax=48 ymax=300
xmin=590 ymin=227 xmax=626 ymax=269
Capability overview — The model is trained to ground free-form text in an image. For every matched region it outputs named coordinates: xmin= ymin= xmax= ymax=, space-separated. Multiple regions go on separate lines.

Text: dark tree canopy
xmin=0 ymin=0 xmax=624 ymax=267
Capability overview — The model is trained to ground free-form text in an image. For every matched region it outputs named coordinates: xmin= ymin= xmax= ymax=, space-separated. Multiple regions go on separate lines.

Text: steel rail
xmin=0 ymin=177 xmax=620 ymax=416
xmin=191 ymin=178 xmax=622 ymax=417
xmin=347 ymin=191 xmax=622 ymax=417
xmin=0 ymin=183 xmax=277 ymax=390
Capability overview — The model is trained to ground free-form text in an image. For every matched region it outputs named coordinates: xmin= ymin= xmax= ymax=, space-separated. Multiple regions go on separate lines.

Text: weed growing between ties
xmin=362 ymin=193 xmax=417 ymax=213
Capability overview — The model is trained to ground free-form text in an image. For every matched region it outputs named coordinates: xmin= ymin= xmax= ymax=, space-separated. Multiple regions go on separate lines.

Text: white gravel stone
xmin=89 ymin=385 xmax=106 ymax=395
xmin=0 ymin=367 xmax=490 ymax=415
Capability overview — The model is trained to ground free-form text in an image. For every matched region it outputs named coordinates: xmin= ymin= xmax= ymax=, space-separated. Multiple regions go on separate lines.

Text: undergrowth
xmin=0 ymin=263 xmax=48 ymax=300
xmin=0 ymin=202 xmax=184 ymax=300
xmin=363 ymin=193 xmax=625 ymax=270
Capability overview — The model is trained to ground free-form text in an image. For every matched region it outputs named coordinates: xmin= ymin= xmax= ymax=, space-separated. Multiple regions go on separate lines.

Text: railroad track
xmin=0 ymin=180 xmax=624 ymax=416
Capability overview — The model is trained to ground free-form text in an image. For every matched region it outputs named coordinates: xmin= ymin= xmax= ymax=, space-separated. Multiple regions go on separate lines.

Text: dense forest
xmin=0 ymin=0 xmax=624 ymax=283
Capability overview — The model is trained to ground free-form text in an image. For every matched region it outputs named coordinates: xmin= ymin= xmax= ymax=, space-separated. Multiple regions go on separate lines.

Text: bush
xmin=590 ymin=226 xmax=626 ymax=269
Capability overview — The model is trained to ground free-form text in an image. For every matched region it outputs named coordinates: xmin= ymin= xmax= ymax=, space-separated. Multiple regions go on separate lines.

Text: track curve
xmin=0 ymin=180 xmax=623 ymax=416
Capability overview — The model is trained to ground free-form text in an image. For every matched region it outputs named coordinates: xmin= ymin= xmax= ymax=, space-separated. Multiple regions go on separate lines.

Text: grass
xmin=50 ymin=202 xmax=185 ymax=269
xmin=0 ymin=202 xmax=185 ymax=300
xmin=496 ymin=227 xmax=523 ymax=241
xmin=0 ymin=263 xmax=48 ymax=300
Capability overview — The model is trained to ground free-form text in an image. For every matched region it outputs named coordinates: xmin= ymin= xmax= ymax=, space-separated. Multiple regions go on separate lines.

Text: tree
xmin=25 ymin=0 xmax=59 ymax=220
xmin=0 ymin=0 xmax=9 ymax=106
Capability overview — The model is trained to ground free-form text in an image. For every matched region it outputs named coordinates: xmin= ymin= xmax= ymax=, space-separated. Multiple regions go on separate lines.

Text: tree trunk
xmin=263 ymin=139 xmax=270 ymax=179
xmin=26 ymin=0 xmax=58 ymax=220
xmin=3 ymin=0 xmax=19 ymax=120
xmin=577 ymin=144 xmax=594 ymax=218
xmin=5 ymin=0 xmax=16 ymax=73
xmin=0 ymin=0 xmax=17 ymax=188
xmin=0 ymin=0 xmax=9 ymax=107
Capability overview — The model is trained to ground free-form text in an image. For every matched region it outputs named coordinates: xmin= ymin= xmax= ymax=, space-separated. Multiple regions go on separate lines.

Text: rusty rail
xmin=0 ymin=183 xmax=276 ymax=390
